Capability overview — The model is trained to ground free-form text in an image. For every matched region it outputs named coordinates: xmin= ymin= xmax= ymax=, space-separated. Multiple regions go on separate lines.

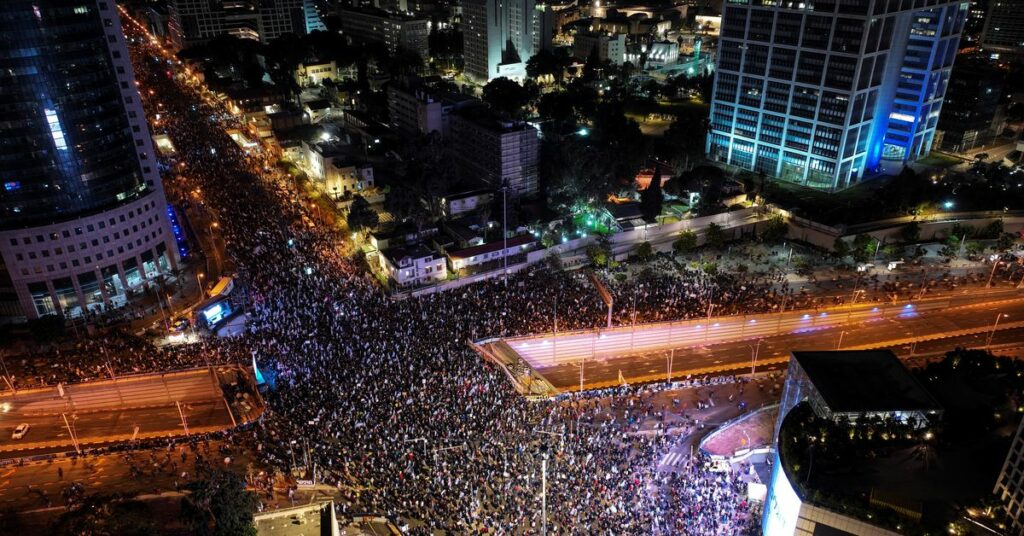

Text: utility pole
xmin=987 ymin=256 xmax=1000 ymax=288
xmin=987 ymin=313 xmax=1007 ymax=347
xmin=502 ymin=179 xmax=509 ymax=286
xmin=176 ymin=401 xmax=190 ymax=437
xmin=749 ymin=339 xmax=763 ymax=375
xmin=666 ymin=348 xmax=675 ymax=385
xmin=62 ymin=413 xmax=81 ymax=454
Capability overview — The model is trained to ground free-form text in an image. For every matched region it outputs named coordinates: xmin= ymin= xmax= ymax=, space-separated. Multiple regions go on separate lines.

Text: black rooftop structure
xmin=791 ymin=350 xmax=942 ymax=415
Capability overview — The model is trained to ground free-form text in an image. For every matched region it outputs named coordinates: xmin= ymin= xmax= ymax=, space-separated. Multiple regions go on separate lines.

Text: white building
xmin=300 ymin=141 xmax=375 ymax=198
xmin=441 ymin=189 xmax=494 ymax=218
xmin=380 ymin=244 xmax=447 ymax=288
xmin=294 ymin=60 xmax=339 ymax=87
xmin=449 ymin=110 xmax=540 ymax=197
xmin=462 ymin=0 xmax=552 ymax=82
xmin=572 ymin=31 xmax=626 ymax=65
xmin=387 ymin=84 xmax=482 ymax=138
xmin=625 ymin=41 xmax=679 ymax=66
xmin=447 ymin=234 xmax=537 ymax=273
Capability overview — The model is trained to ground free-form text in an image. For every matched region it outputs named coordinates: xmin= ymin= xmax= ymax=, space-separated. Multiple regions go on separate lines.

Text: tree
xmin=851 ymin=234 xmax=872 ymax=263
xmin=639 ymin=168 xmax=664 ymax=223
xmin=482 ymin=77 xmax=531 ymax=118
xmin=586 ymin=244 xmax=609 ymax=267
xmin=899 ymin=221 xmax=921 ymax=244
xmin=635 ymin=241 xmax=655 ymax=262
xmin=761 ymin=214 xmax=787 ymax=243
xmin=997 ymin=232 xmax=1016 ymax=252
xmin=526 ymin=49 xmax=569 ymax=85
xmin=832 ymin=237 xmax=850 ymax=259
xmin=673 ymin=230 xmax=698 ymax=254
xmin=181 ymin=470 xmax=258 ymax=536
xmin=347 ymin=195 xmax=379 ymax=234
xmin=705 ymin=222 xmax=726 ymax=249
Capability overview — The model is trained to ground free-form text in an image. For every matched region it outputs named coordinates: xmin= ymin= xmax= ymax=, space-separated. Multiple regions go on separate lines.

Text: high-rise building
xmin=937 ymin=59 xmax=1005 ymax=153
xmin=981 ymin=1 xmax=1024 ymax=58
xmin=0 ymin=0 xmax=180 ymax=319
xmin=337 ymin=6 xmax=430 ymax=60
xmin=462 ymin=0 xmax=550 ymax=82
xmin=167 ymin=0 xmax=306 ymax=49
xmin=996 ymin=416 xmax=1024 ymax=533
xmin=449 ymin=110 xmax=540 ymax=197
xmin=707 ymin=0 xmax=968 ymax=191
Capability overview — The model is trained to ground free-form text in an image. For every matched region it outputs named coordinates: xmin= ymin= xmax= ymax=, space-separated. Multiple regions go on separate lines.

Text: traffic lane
xmin=0 ymin=401 xmax=231 ymax=455
xmin=512 ymin=290 xmax=1022 ymax=366
xmin=0 ymin=440 xmax=260 ymax=513
xmin=539 ymin=299 xmax=1024 ymax=389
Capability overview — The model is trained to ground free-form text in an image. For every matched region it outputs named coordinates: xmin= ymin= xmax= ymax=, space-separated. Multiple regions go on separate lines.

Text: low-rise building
xmin=294 ymin=60 xmax=339 ymax=87
xmin=380 ymin=244 xmax=447 ymax=288
xmin=441 ymin=189 xmax=494 ymax=218
xmin=337 ymin=6 xmax=429 ymax=61
xmin=302 ymin=99 xmax=333 ymax=124
xmin=449 ymin=110 xmax=540 ymax=197
xmin=447 ymin=234 xmax=537 ymax=274
xmin=572 ymin=31 xmax=625 ymax=65
xmin=300 ymin=139 xmax=375 ymax=197
xmin=625 ymin=40 xmax=678 ymax=66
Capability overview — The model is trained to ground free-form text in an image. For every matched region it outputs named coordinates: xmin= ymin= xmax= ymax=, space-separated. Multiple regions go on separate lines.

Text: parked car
xmin=11 ymin=423 xmax=30 ymax=440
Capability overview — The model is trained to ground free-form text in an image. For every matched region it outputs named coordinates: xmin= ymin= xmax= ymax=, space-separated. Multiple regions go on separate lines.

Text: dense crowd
xmin=10 ymin=18 xmax=1011 ymax=534
xmin=110 ymin=31 xmax=769 ymax=534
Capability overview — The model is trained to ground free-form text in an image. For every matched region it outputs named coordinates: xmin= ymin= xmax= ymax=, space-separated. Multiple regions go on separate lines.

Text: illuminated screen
xmin=201 ymin=301 xmax=231 ymax=325
xmin=762 ymin=451 xmax=801 ymax=536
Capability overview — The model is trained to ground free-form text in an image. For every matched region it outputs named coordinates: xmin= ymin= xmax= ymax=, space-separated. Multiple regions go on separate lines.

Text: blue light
xmin=3 ymin=181 xmax=19 ymax=191
xmin=802 ymin=314 xmax=810 ymax=319
xmin=820 ymin=312 xmax=827 ymax=317
xmin=904 ymin=304 xmax=913 ymax=309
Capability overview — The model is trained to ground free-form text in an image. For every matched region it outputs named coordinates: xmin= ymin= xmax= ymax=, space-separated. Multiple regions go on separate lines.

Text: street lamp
xmin=987 ymin=313 xmax=1008 ymax=348
xmin=196 ymin=272 xmax=205 ymax=298
xmin=748 ymin=339 xmax=763 ymax=375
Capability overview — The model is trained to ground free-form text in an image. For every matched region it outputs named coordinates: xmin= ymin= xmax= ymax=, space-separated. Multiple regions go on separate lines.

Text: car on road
xmin=171 ymin=316 xmax=190 ymax=332
xmin=11 ymin=423 xmax=29 ymax=440
xmin=975 ymin=153 xmax=990 ymax=161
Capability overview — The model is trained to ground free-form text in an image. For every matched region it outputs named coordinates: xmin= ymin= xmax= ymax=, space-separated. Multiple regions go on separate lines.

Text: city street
xmin=495 ymin=290 xmax=1024 ymax=390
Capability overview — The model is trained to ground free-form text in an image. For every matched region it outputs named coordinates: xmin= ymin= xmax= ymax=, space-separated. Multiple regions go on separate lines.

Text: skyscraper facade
xmin=462 ymin=0 xmax=546 ymax=82
xmin=167 ymin=0 xmax=306 ymax=49
xmin=706 ymin=0 xmax=968 ymax=191
xmin=0 ymin=0 xmax=179 ymax=319
xmin=982 ymin=1 xmax=1024 ymax=58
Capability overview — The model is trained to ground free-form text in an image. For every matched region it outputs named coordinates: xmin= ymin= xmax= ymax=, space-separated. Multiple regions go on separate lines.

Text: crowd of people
xmin=8 ymin=18 xmax=1015 ymax=534
xmin=110 ymin=30 xmax=768 ymax=534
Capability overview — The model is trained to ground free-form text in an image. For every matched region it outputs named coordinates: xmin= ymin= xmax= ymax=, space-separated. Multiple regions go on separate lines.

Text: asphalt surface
xmin=0 ymin=400 xmax=233 ymax=457
xmin=526 ymin=292 xmax=1024 ymax=390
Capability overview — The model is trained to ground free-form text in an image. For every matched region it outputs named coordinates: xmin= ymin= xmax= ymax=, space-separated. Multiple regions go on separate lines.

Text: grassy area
xmin=624 ymin=98 xmax=709 ymax=118
xmin=917 ymin=151 xmax=964 ymax=168
xmin=763 ymin=176 xmax=896 ymax=225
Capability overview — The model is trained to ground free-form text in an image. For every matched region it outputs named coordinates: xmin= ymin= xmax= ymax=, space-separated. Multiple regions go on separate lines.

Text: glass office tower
xmin=0 ymin=0 xmax=179 ymax=319
xmin=706 ymin=0 xmax=968 ymax=191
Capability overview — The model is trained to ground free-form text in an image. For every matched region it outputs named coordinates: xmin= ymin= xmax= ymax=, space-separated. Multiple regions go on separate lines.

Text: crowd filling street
xmin=4 ymin=17 xmax=1024 ymax=536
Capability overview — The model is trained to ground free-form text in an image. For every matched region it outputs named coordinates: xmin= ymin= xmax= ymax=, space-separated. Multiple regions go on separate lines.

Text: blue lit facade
xmin=707 ymin=0 xmax=967 ymax=191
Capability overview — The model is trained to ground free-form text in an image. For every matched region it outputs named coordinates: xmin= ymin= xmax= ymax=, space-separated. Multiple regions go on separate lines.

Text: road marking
xmin=659 ymin=451 xmax=685 ymax=467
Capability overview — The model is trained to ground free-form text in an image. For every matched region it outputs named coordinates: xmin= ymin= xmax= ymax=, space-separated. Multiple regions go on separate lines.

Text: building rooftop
xmin=453 ymin=108 xmax=534 ymax=134
xmin=383 ymin=243 xmax=435 ymax=264
xmin=447 ymin=234 xmax=535 ymax=259
xmin=792 ymin=350 xmax=942 ymax=414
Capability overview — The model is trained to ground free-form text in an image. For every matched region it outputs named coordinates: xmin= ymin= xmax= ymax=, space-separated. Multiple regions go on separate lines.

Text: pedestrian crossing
xmin=659 ymin=451 xmax=687 ymax=468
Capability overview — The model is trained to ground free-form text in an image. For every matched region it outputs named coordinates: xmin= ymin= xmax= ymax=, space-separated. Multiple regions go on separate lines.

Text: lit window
xmin=45 ymin=109 xmax=68 ymax=150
